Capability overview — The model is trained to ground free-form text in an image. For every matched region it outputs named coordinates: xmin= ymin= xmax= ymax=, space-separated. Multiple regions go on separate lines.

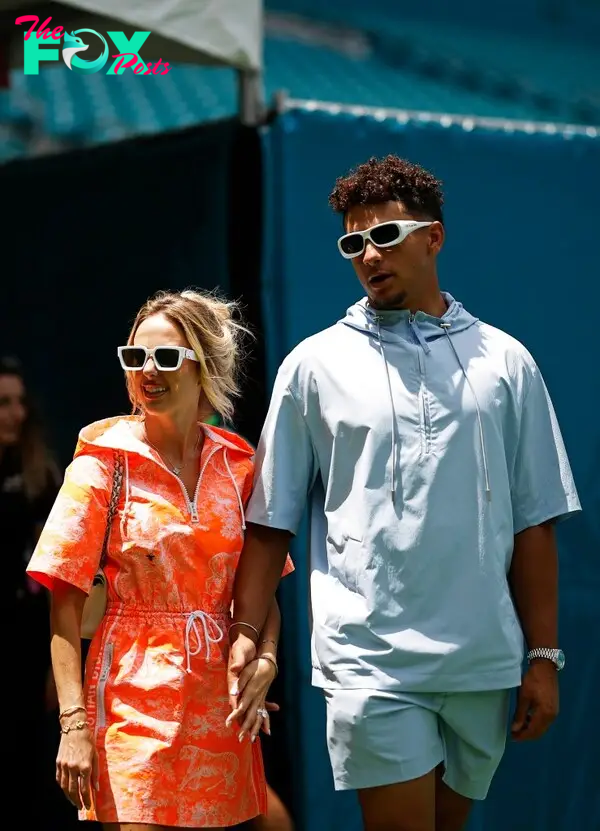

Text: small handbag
xmin=80 ymin=452 xmax=124 ymax=640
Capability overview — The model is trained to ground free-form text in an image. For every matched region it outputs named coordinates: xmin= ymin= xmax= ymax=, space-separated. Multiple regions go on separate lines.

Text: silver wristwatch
xmin=527 ymin=648 xmax=565 ymax=671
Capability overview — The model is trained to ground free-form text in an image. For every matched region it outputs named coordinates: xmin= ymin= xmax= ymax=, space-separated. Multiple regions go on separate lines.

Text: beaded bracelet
xmin=60 ymin=720 xmax=88 ymax=735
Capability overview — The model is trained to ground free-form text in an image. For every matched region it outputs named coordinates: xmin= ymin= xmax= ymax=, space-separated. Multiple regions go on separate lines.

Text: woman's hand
xmin=56 ymin=720 xmax=97 ymax=811
xmin=226 ymin=656 xmax=278 ymax=742
xmin=227 ymin=631 xmax=257 ymax=709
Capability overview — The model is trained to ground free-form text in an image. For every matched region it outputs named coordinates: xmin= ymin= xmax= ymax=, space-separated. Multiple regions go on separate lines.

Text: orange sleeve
xmin=26 ymin=453 xmax=112 ymax=594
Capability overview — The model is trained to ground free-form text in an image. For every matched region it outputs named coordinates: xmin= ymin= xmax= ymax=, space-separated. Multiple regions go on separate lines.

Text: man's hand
xmin=227 ymin=632 xmax=257 ymax=710
xmin=511 ymin=661 xmax=559 ymax=741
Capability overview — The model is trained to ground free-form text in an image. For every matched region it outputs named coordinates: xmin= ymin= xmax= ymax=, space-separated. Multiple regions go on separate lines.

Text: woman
xmin=1 ymin=356 xmax=61 ymax=824
xmin=27 ymin=289 xmax=292 ymax=829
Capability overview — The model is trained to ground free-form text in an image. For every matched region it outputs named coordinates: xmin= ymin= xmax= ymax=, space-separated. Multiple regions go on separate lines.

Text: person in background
xmin=27 ymin=289 xmax=293 ymax=830
xmin=1 ymin=355 xmax=61 ymax=826
xmin=228 ymin=156 xmax=580 ymax=831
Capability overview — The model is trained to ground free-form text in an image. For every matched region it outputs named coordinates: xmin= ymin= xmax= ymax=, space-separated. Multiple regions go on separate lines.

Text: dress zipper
xmin=151 ymin=446 xmax=219 ymax=523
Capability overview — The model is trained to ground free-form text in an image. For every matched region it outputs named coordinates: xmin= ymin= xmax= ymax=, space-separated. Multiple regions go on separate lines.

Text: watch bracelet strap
xmin=527 ymin=647 xmax=559 ymax=662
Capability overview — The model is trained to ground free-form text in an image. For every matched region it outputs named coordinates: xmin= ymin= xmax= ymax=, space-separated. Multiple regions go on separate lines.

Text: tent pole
xmin=238 ymin=68 xmax=265 ymax=126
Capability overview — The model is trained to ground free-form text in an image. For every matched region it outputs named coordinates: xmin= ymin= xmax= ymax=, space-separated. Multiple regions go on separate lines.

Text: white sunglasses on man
xmin=337 ymin=220 xmax=433 ymax=259
xmin=118 ymin=345 xmax=199 ymax=372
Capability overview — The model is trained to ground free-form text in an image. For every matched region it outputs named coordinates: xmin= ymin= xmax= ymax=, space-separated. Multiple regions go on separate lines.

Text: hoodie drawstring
xmin=408 ymin=316 xmax=431 ymax=354
xmin=373 ymin=314 xmax=492 ymax=504
xmin=223 ymin=448 xmax=247 ymax=530
xmin=376 ymin=319 xmax=399 ymax=503
xmin=440 ymin=323 xmax=492 ymax=502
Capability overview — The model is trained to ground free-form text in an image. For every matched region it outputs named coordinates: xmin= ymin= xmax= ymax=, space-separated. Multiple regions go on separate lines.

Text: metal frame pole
xmin=238 ymin=67 xmax=265 ymax=126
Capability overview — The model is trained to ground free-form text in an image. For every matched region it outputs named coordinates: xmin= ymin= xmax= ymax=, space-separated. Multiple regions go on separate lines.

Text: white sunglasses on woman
xmin=118 ymin=345 xmax=199 ymax=372
xmin=337 ymin=220 xmax=433 ymax=259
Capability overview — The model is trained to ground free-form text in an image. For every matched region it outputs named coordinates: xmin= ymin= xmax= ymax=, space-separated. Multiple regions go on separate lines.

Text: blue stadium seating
xmin=0 ymin=3 xmax=596 ymax=164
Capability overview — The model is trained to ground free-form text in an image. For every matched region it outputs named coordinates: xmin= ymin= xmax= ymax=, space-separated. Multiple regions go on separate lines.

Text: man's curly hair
xmin=328 ymin=155 xmax=444 ymax=223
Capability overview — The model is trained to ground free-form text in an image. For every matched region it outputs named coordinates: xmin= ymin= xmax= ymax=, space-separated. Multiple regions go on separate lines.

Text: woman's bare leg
xmin=251 ymin=783 xmax=294 ymax=831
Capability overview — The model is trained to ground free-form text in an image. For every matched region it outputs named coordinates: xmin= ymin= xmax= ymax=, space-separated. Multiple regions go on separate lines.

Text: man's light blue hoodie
xmin=246 ymin=294 xmax=581 ymax=692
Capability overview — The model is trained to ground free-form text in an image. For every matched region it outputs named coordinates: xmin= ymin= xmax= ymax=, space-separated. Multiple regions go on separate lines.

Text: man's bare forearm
xmin=509 ymin=522 xmax=558 ymax=650
xmin=232 ymin=523 xmax=291 ymax=637
xmin=258 ymin=598 xmax=281 ymax=666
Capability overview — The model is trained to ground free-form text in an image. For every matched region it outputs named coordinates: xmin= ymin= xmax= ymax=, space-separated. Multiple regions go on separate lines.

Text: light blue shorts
xmin=324 ymin=688 xmax=511 ymax=800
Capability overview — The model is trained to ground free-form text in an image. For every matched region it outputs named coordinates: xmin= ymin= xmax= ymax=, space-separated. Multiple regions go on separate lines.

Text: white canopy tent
xmin=0 ymin=0 xmax=264 ymax=124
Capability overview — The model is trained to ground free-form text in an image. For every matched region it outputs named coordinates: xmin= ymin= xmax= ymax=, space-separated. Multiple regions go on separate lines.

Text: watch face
xmin=556 ymin=650 xmax=566 ymax=670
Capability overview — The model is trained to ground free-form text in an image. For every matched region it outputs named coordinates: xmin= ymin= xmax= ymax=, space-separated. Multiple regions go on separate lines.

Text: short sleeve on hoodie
xmin=241 ymin=437 xmax=296 ymax=577
xmin=246 ymin=362 xmax=316 ymax=535
xmin=511 ymin=367 xmax=580 ymax=533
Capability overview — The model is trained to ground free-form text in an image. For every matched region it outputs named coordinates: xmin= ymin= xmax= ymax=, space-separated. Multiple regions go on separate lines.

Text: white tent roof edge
xmin=57 ymin=0 xmax=263 ymax=71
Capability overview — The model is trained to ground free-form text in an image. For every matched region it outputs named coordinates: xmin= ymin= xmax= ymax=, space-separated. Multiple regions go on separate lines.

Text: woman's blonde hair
xmin=125 ymin=289 xmax=251 ymax=423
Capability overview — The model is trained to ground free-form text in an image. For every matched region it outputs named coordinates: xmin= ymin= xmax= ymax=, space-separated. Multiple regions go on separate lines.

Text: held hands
xmin=56 ymin=710 xmax=97 ymax=811
xmin=227 ymin=631 xmax=257 ymax=702
xmin=511 ymin=660 xmax=559 ymax=741
xmin=227 ymin=632 xmax=279 ymax=742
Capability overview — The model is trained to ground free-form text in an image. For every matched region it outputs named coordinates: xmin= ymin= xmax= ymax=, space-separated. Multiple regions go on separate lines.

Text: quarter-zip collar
xmin=74 ymin=415 xmax=254 ymax=462
xmin=73 ymin=416 xmax=253 ymax=526
xmin=340 ymin=293 xmax=491 ymax=503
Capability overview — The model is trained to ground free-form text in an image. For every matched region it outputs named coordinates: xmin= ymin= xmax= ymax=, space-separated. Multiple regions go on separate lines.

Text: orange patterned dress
xmin=27 ymin=416 xmax=293 ymax=828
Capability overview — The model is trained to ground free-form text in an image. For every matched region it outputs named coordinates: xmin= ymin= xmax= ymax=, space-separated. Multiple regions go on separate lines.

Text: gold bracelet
xmin=59 ymin=705 xmax=86 ymax=722
xmin=229 ymin=621 xmax=260 ymax=641
xmin=258 ymin=655 xmax=279 ymax=677
xmin=60 ymin=720 xmax=88 ymax=735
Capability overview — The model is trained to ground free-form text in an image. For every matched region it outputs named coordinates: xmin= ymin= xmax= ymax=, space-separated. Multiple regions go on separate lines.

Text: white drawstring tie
xmin=184 ymin=610 xmax=224 ymax=672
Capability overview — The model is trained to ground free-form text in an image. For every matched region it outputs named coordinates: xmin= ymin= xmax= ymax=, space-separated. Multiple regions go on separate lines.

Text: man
xmin=227 ymin=155 xmax=580 ymax=831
